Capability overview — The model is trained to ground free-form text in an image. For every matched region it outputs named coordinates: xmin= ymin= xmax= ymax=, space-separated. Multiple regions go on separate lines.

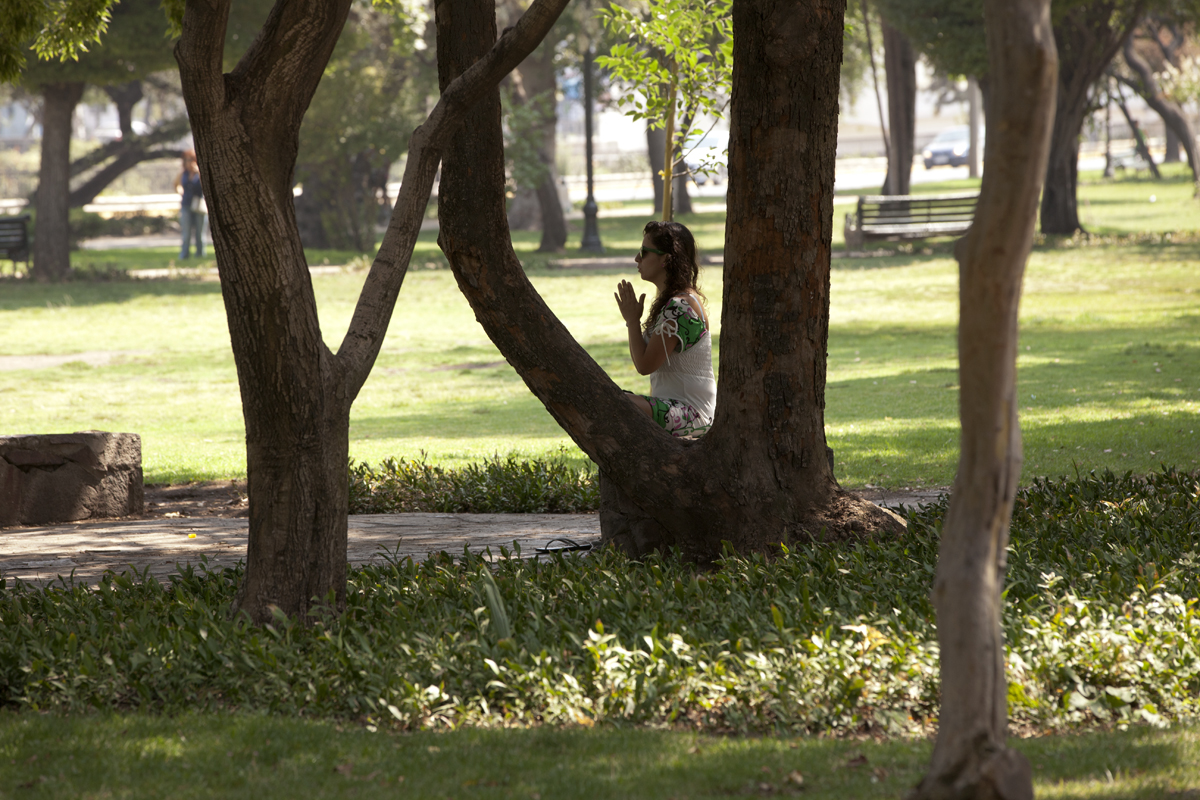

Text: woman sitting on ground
xmin=614 ymin=220 xmax=716 ymax=437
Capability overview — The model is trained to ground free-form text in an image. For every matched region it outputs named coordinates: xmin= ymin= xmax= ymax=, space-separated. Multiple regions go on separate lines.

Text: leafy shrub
xmin=1 ymin=468 xmax=1197 ymax=735
xmin=348 ymin=452 xmax=598 ymax=514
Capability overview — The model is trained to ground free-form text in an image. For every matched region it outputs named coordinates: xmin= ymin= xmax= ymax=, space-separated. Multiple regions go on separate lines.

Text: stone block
xmin=0 ymin=432 xmax=143 ymax=527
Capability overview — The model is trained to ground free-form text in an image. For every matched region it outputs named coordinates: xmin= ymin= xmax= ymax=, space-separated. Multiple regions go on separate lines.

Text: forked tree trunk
xmin=881 ymin=19 xmax=915 ymax=195
xmin=910 ymin=0 xmax=1057 ymax=797
xmin=437 ymin=0 xmax=903 ymax=562
xmin=1040 ymin=1 xmax=1143 ymax=235
xmin=32 ymin=81 xmax=84 ymax=282
xmin=175 ymin=0 xmax=570 ymax=623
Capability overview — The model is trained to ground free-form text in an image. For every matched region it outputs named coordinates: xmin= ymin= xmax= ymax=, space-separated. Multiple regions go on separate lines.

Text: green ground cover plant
xmin=1 ymin=469 xmax=1198 ymax=796
xmin=3 ymin=469 xmax=1198 ymax=731
xmin=1 ymin=712 xmax=1197 ymax=798
xmin=349 ymin=451 xmax=598 ymax=514
xmin=0 ymin=167 xmax=1196 ymax=486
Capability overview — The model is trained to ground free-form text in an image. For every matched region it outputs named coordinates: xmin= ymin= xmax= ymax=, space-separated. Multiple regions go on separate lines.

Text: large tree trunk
xmin=1040 ymin=1 xmax=1143 ymax=235
xmin=1121 ymin=37 xmax=1200 ymax=191
xmin=910 ymin=0 xmax=1057 ymax=797
xmin=437 ymin=0 xmax=902 ymax=562
xmin=32 ymin=81 xmax=85 ymax=282
xmin=176 ymin=0 xmax=570 ymax=623
xmin=880 ymin=19 xmax=915 ymax=195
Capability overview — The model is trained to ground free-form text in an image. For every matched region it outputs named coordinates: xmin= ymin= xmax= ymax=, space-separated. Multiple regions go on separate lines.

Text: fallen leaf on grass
xmin=843 ymin=753 xmax=868 ymax=769
xmin=786 ymin=771 xmax=805 ymax=787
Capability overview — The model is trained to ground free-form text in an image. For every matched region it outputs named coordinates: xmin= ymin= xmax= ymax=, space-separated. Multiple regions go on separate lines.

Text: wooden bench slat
xmin=845 ymin=192 xmax=979 ymax=247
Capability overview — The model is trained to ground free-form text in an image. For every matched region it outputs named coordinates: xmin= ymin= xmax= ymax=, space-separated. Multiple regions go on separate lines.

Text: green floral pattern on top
xmin=655 ymin=297 xmax=706 ymax=352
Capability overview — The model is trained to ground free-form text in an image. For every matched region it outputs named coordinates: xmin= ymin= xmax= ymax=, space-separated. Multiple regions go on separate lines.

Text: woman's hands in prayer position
xmin=614 ymin=280 xmax=645 ymax=328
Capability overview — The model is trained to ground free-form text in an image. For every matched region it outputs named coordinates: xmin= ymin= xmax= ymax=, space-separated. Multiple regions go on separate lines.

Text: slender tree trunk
xmin=32 ymin=81 xmax=84 ymax=282
xmin=175 ymin=0 xmax=570 ymax=623
xmin=911 ymin=0 xmax=1057 ymax=797
xmin=1040 ymin=1 xmax=1143 ymax=235
xmin=881 ymin=19 xmax=915 ymax=195
xmin=648 ymin=124 xmax=665 ymax=214
xmin=1121 ymin=38 xmax=1200 ymax=190
xmin=1113 ymin=96 xmax=1162 ymax=178
xmin=437 ymin=0 xmax=903 ymax=562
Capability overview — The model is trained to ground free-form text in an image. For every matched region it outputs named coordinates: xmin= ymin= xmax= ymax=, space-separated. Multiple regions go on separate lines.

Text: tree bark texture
xmin=32 ymin=81 xmax=84 ymax=282
xmin=881 ymin=19 xmax=915 ymax=195
xmin=1121 ymin=38 xmax=1199 ymax=190
xmin=436 ymin=0 xmax=903 ymax=563
xmin=175 ymin=0 xmax=570 ymax=623
xmin=910 ymin=0 xmax=1057 ymax=797
xmin=1040 ymin=1 xmax=1143 ymax=235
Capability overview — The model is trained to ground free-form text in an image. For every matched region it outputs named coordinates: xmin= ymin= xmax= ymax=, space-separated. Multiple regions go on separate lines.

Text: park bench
xmin=0 ymin=214 xmax=31 ymax=271
xmin=843 ymin=191 xmax=979 ymax=250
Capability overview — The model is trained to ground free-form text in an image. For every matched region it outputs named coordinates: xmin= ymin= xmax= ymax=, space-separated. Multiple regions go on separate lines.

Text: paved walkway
xmin=0 ymin=488 xmax=943 ymax=589
xmin=0 ymin=513 xmax=601 ymax=588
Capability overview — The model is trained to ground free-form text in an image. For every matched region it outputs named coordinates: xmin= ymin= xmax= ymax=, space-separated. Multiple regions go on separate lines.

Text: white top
xmin=646 ymin=292 xmax=717 ymax=422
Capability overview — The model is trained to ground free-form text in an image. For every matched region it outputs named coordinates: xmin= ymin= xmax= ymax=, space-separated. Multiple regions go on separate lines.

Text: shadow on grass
xmin=0 ymin=276 xmax=223 ymax=310
xmin=1 ymin=711 xmax=1194 ymax=799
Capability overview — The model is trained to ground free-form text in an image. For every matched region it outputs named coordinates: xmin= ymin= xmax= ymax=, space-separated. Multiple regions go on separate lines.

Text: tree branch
xmin=227 ymin=0 xmax=352 ymax=179
xmin=1121 ymin=36 xmax=1200 ymax=187
xmin=69 ymin=147 xmax=185 ymax=208
xmin=336 ymin=0 xmax=573 ymax=395
xmin=175 ymin=0 xmax=231 ymax=109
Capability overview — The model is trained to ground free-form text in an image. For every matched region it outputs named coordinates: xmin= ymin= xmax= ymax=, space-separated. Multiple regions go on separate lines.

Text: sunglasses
xmin=639 ymin=246 xmax=667 ymax=256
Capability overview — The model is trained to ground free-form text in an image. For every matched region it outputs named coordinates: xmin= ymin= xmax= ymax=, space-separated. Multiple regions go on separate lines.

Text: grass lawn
xmin=2 ymin=712 xmax=1198 ymax=799
xmin=0 ymin=165 xmax=1197 ymax=485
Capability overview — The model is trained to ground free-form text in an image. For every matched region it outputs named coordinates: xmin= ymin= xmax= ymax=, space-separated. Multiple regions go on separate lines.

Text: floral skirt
xmin=639 ymin=395 xmax=710 ymax=438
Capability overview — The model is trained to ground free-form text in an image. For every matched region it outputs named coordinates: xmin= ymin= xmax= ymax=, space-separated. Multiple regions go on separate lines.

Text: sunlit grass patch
xmin=2 ymin=177 xmax=1197 ymax=486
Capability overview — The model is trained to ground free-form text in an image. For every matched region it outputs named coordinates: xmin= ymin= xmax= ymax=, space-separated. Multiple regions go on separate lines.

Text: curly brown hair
xmin=642 ymin=220 xmax=705 ymax=335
